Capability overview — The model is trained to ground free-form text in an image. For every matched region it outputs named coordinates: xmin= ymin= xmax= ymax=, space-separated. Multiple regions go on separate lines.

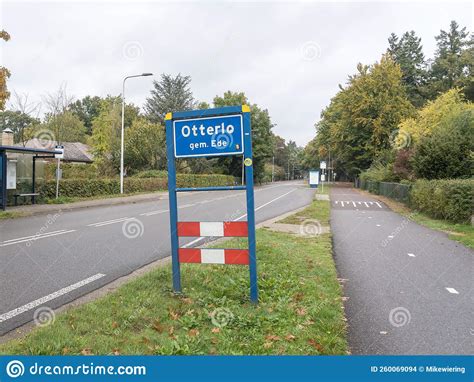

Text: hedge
xmin=35 ymin=174 xmax=237 ymax=200
xmin=409 ymin=179 xmax=473 ymax=223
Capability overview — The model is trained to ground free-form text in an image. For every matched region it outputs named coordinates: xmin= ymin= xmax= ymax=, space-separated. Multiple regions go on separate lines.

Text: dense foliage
xmin=304 ymin=20 xmax=473 ymax=185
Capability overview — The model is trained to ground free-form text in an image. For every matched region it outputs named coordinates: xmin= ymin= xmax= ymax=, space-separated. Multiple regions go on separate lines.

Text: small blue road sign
xmin=173 ymin=114 xmax=244 ymax=158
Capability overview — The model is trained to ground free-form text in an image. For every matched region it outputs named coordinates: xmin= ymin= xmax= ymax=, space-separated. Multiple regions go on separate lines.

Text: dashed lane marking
xmin=0 ymin=273 xmax=106 ymax=323
xmin=445 ymin=287 xmax=459 ymax=294
xmin=0 ymin=230 xmax=77 ymax=247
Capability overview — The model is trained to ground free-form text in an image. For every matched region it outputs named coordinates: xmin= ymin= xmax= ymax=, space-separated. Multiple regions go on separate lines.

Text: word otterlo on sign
xmin=173 ymin=114 xmax=244 ymax=158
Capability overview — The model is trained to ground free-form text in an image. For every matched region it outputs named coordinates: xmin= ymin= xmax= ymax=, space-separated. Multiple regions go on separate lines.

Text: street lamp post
xmin=120 ymin=73 xmax=153 ymax=194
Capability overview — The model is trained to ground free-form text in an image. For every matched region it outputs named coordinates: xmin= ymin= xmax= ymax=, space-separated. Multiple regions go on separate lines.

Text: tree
xmin=36 ymin=111 xmax=87 ymax=143
xmin=0 ymin=110 xmax=39 ymax=145
xmin=145 ymin=73 xmax=195 ymax=124
xmin=90 ymin=102 xmax=121 ymax=175
xmin=309 ymin=55 xmax=414 ymax=179
xmin=0 ymin=29 xmax=11 ymax=110
xmin=88 ymin=97 xmax=140 ymax=175
xmin=387 ymin=31 xmax=427 ymax=107
xmin=213 ymin=91 xmax=273 ymax=182
xmin=125 ymin=118 xmax=166 ymax=173
xmin=428 ymin=21 xmax=473 ymax=100
xmin=397 ymin=88 xmax=468 ymax=145
xmin=411 ymin=107 xmax=473 ymax=179
xmin=68 ymin=96 xmax=102 ymax=134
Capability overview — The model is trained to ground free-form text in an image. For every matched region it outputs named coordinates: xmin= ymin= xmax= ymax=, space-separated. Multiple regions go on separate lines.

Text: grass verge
xmin=278 ymin=200 xmax=330 ymax=226
xmin=0 ymin=211 xmax=27 ymax=220
xmin=0 ymin=201 xmax=347 ymax=355
xmin=358 ymin=190 xmax=474 ymax=249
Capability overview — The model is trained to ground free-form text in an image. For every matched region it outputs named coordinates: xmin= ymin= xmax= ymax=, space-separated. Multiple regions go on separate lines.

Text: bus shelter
xmin=0 ymin=145 xmax=60 ymax=210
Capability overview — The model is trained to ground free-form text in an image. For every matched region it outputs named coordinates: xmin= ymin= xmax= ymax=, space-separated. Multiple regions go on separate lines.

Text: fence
xmin=356 ymin=179 xmax=411 ymax=203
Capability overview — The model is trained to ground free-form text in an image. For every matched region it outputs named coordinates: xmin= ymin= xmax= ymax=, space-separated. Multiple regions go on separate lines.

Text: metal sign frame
xmin=165 ymin=105 xmax=258 ymax=303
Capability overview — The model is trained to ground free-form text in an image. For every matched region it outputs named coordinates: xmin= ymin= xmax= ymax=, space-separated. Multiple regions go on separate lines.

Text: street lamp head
xmin=142 ymin=73 xmax=153 ymax=76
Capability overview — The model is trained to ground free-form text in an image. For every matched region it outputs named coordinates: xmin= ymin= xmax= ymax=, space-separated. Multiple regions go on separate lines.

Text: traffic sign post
xmin=165 ymin=105 xmax=258 ymax=303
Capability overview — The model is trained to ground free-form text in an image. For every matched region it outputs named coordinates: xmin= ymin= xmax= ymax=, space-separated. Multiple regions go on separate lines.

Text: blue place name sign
xmin=173 ymin=114 xmax=244 ymax=158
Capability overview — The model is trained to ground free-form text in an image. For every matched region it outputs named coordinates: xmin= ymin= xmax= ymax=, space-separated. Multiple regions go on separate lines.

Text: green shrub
xmin=36 ymin=174 xmax=236 ymax=200
xmin=44 ymin=162 xmax=99 ymax=180
xmin=410 ymin=179 xmax=474 ymax=223
xmin=132 ymin=170 xmax=168 ymax=178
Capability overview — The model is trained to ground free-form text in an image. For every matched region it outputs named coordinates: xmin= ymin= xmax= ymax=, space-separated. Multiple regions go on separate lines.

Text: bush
xmin=410 ymin=179 xmax=474 ymax=223
xmin=132 ymin=170 xmax=168 ymax=178
xmin=36 ymin=174 xmax=236 ymax=200
xmin=44 ymin=162 xmax=99 ymax=180
xmin=411 ymin=109 xmax=474 ymax=180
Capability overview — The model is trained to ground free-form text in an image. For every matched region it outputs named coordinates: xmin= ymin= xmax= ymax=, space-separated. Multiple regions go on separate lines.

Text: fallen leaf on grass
xmin=112 ymin=348 xmax=120 ymax=355
xmin=296 ymin=307 xmax=307 ymax=316
xmin=211 ymin=327 xmax=220 ymax=334
xmin=112 ymin=321 xmax=119 ymax=329
xmin=152 ymin=321 xmax=164 ymax=333
xmin=285 ymin=334 xmax=296 ymax=341
xmin=188 ymin=329 xmax=199 ymax=337
xmin=293 ymin=292 xmax=304 ymax=302
xmin=263 ymin=342 xmax=273 ymax=349
xmin=308 ymin=339 xmax=324 ymax=353
xmin=168 ymin=309 xmax=180 ymax=320
xmin=81 ymin=348 xmax=93 ymax=355
xmin=62 ymin=347 xmax=70 ymax=355
xmin=265 ymin=334 xmax=280 ymax=341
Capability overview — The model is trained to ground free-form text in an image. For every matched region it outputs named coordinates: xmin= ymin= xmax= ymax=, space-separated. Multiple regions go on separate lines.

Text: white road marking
xmin=352 ymin=201 xmax=357 ymax=207
xmin=358 ymin=202 xmax=362 ymax=205
xmin=364 ymin=202 xmax=369 ymax=207
xmin=335 ymin=201 xmax=339 ymax=204
xmin=388 ymin=235 xmax=394 ymax=239
xmin=407 ymin=253 xmax=416 ymax=257
xmin=376 ymin=224 xmax=381 ymax=227
xmin=87 ymin=217 xmax=131 ymax=227
xmin=0 ymin=273 xmax=106 ymax=323
xmin=341 ymin=201 xmax=345 ymax=207
xmin=0 ymin=230 xmax=77 ymax=247
xmin=375 ymin=202 xmax=382 ymax=208
xmin=445 ymin=287 xmax=459 ymax=294
xmin=179 ymin=203 xmax=195 ymax=209
xmin=140 ymin=209 xmax=168 ymax=216
xmin=2 ymin=230 xmax=67 ymax=243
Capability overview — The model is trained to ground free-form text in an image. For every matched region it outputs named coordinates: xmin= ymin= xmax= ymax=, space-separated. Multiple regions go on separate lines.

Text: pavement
xmin=4 ymin=191 xmax=169 ymax=217
xmin=330 ymin=185 xmax=473 ymax=355
xmin=0 ymin=181 xmax=315 ymax=335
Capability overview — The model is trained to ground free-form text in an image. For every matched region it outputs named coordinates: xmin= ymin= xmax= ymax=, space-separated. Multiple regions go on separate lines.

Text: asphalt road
xmin=0 ymin=181 xmax=314 ymax=335
xmin=330 ymin=186 xmax=473 ymax=355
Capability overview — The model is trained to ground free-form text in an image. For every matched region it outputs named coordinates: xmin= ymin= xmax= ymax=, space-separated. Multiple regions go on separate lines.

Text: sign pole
xmin=165 ymin=112 xmax=182 ymax=294
xmin=242 ymin=105 xmax=258 ymax=303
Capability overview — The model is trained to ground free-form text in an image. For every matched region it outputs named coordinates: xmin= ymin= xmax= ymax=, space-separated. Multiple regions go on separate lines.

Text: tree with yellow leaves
xmin=0 ymin=29 xmax=11 ymax=111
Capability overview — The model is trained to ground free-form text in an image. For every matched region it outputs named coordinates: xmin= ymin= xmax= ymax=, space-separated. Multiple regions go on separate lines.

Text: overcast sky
xmin=1 ymin=1 xmax=472 ymax=146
